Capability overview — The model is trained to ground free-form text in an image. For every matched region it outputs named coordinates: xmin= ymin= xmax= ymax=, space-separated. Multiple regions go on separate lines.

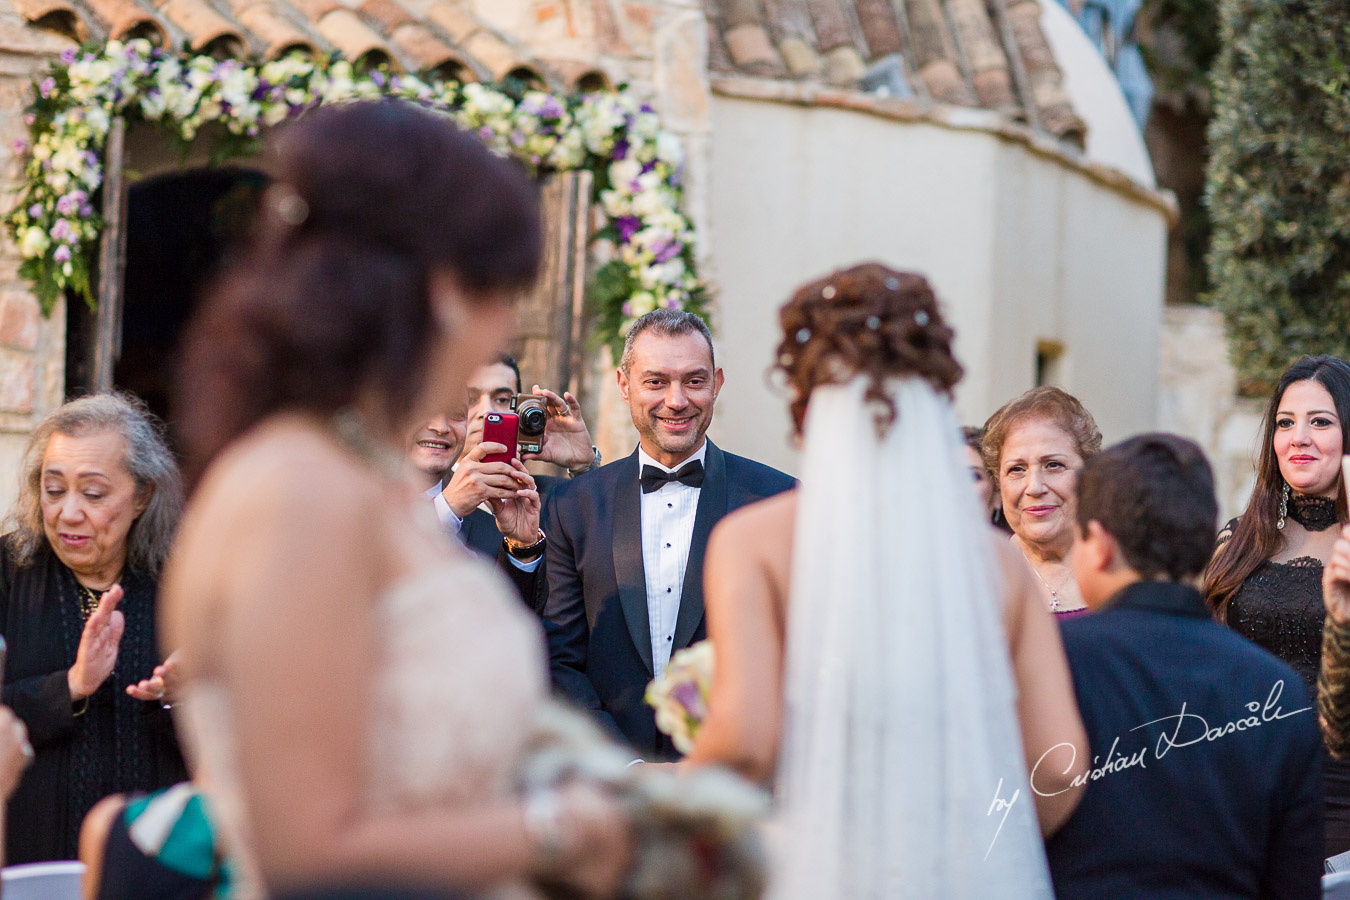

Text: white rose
xmin=19 ymin=226 xmax=49 ymax=258
xmin=609 ymin=158 xmax=641 ymax=192
xmin=656 ymin=131 xmax=684 ymax=167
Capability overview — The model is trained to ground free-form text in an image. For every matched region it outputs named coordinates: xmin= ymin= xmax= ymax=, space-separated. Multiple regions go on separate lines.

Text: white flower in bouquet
xmin=644 ymin=639 xmax=714 ymax=755
xmin=18 ymin=226 xmax=49 ymax=258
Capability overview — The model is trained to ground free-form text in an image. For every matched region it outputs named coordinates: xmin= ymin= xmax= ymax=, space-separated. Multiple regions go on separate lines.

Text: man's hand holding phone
xmin=442 ymin=439 xmax=538 ymax=522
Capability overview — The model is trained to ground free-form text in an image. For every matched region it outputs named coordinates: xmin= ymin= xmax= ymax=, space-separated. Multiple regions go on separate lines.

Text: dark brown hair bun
xmin=775 ymin=262 xmax=962 ymax=434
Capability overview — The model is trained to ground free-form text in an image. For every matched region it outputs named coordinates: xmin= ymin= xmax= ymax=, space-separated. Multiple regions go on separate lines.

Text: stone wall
xmin=0 ymin=10 xmax=77 ymax=514
xmin=1158 ymin=303 xmax=1261 ymax=521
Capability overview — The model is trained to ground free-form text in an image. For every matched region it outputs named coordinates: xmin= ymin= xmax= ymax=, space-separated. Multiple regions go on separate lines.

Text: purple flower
xmin=510 ymin=129 xmax=525 ymax=147
xmin=50 ymin=218 xmax=71 ymax=242
xmin=370 ymin=71 xmax=385 ymax=88
xmin=38 ymin=77 xmax=55 ymax=99
xmin=663 ymin=296 xmax=683 ymax=310
xmin=23 ymin=113 xmax=35 ymax=126
xmin=83 ymin=150 xmax=98 ymax=168
xmin=60 ymin=48 xmax=76 ymax=64
xmin=12 ymin=140 xmax=27 ymax=155
xmin=539 ymin=95 xmax=564 ymax=119
xmin=611 ymin=138 xmax=629 ymax=161
xmin=671 ymin=680 xmax=704 ymax=718
xmin=27 ymin=204 xmax=41 ymax=219
xmin=79 ymin=204 xmax=93 ymax=217
xmin=55 ymin=194 xmax=78 ymax=215
xmin=653 ymin=239 xmax=680 ymax=264
xmin=53 ymin=245 xmax=71 ymax=263
xmin=477 ymin=126 xmax=494 ymax=141
xmin=640 ymin=103 xmax=654 ymax=114
xmin=621 ymin=301 xmax=634 ymax=317
xmin=615 ymin=216 xmax=641 ymax=244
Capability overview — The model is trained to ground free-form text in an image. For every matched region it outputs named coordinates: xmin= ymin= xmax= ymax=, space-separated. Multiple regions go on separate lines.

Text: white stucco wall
xmin=704 ymin=95 xmax=1169 ymax=476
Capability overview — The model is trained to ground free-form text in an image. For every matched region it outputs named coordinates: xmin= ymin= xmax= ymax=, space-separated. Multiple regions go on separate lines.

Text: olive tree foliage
xmin=1205 ymin=0 xmax=1350 ymax=395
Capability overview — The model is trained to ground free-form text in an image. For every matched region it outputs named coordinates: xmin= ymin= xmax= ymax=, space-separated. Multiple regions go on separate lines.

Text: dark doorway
xmin=66 ymin=167 xmax=267 ymax=443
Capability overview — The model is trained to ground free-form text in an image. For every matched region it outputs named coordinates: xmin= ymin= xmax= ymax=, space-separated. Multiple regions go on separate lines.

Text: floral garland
xmin=5 ymin=39 xmax=709 ymax=358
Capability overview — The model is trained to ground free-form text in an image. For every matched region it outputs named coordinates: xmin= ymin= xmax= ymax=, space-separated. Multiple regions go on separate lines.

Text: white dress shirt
xmin=638 ymin=441 xmax=707 ymax=679
xmin=425 ymin=478 xmax=541 ymax=573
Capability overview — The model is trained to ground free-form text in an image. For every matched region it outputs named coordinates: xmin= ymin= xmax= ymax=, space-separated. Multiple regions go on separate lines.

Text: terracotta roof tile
xmin=232 ymin=3 xmax=317 ymax=59
xmin=80 ymin=0 xmax=165 ymax=42
xmin=157 ymin=0 xmax=245 ymax=51
xmin=706 ymin=0 xmax=1088 ymax=144
xmin=11 ymin=0 xmax=87 ymax=39
xmin=13 ymin=0 xmax=548 ymax=86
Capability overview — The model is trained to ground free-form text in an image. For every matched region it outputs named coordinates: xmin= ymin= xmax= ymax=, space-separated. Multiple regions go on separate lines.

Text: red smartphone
xmin=481 ymin=412 xmax=519 ymax=465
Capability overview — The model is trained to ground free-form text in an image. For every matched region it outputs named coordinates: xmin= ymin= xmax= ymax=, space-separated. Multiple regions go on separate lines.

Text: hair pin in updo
xmin=273 ymin=186 xmax=309 ymax=227
xmin=914 ymin=310 xmax=930 ymax=326
xmin=821 ymin=285 xmax=837 ymax=300
xmin=795 ymin=327 xmax=812 ymax=344
xmin=885 ymin=277 xmax=900 ymax=291
xmin=865 ymin=315 xmax=881 ymax=331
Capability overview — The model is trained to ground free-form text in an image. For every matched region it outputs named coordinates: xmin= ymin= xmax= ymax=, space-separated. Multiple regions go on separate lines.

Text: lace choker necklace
xmin=1289 ymin=493 xmax=1339 ymax=532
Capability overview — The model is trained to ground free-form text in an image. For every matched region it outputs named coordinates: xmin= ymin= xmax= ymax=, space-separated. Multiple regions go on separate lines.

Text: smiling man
xmin=541 ymin=309 xmax=794 ymax=759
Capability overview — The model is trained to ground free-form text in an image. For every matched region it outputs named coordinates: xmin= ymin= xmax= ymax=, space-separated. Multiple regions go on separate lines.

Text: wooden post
xmin=92 ymin=117 xmax=128 ymax=392
xmin=515 ymin=169 xmax=593 ymax=402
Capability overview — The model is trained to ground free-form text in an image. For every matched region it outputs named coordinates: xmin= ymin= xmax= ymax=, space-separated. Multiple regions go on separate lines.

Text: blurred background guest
xmin=167 ymin=101 xmax=628 ymax=899
xmin=982 ymin=387 xmax=1102 ymax=618
xmin=0 ymin=393 xmax=186 ymax=863
xmin=961 ymin=425 xmax=1006 ymax=531
xmin=685 ymin=263 xmax=1087 ymax=897
xmin=1205 ymin=354 xmax=1350 ymax=857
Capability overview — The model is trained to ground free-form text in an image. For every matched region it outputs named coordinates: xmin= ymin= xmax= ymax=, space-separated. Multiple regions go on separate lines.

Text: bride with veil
xmin=682 ymin=263 xmax=1090 ymax=897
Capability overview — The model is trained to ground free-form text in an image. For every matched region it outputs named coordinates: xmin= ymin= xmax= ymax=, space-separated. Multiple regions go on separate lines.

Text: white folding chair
xmin=0 ymin=860 xmax=85 ymax=900
xmin=1325 ymin=869 xmax=1350 ymax=899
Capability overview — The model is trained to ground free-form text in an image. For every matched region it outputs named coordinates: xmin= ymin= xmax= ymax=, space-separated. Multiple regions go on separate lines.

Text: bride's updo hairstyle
xmin=177 ymin=100 xmax=541 ymax=483
xmin=774 ymin=262 xmax=963 ymax=434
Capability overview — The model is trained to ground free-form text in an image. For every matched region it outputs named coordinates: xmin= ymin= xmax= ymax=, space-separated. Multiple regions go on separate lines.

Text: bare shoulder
xmin=711 ymin=490 xmax=798 ymax=553
xmin=189 ymin=417 xmax=382 ymax=536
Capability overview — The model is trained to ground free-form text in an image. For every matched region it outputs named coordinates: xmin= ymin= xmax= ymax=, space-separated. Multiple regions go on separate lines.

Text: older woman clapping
xmin=1 ymin=393 xmax=186 ymax=864
xmin=983 ymin=386 xmax=1103 ymax=617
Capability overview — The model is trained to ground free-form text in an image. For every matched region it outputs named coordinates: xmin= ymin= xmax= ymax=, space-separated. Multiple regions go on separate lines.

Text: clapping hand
xmin=127 ymin=649 xmax=183 ymax=705
xmin=1325 ymin=525 xmax=1350 ymax=626
xmin=521 ymin=386 xmax=595 ymax=473
xmin=67 ymin=585 xmax=124 ymax=702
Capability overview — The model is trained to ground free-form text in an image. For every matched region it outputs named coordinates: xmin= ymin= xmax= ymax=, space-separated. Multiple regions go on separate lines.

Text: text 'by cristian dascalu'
xmin=983 ymin=679 xmax=1310 ymax=859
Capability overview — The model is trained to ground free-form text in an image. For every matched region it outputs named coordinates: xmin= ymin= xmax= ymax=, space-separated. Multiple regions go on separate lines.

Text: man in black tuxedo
xmin=408 ymin=354 xmax=601 ymax=613
xmin=1045 ymin=434 xmax=1322 ymax=898
xmin=542 ymin=310 xmax=795 ymax=759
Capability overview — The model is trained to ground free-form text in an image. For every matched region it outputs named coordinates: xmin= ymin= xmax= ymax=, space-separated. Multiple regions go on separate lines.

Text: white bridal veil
xmin=771 ymin=376 xmax=1054 ymax=899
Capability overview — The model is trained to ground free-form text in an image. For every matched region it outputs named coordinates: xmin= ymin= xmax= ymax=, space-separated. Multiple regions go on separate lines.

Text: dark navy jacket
xmin=458 ymin=474 xmax=564 ymax=616
xmin=541 ymin=441 xmax=794 ymax=758
xmin=1047 ymin=581 xmax=1323 ymax=899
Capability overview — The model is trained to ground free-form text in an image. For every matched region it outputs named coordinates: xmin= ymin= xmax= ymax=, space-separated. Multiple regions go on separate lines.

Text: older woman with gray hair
xmin=0 ymin=392 xmax=187 ymax=864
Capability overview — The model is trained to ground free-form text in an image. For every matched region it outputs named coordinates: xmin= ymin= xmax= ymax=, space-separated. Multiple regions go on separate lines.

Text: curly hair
xmin=980 ymin=386 xmax=1103 ymax=490
xmin=774 ymin=262 xmax=963 ymax=434
xmin=8 ymin=392 xmax=183 ymax=574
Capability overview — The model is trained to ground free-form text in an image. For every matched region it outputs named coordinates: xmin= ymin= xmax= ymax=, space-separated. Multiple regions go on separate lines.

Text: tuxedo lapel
xmin=673 ymin=441 xmax=726 ymax=649
xmin=610 ymin=450 xmax=654 ymax=676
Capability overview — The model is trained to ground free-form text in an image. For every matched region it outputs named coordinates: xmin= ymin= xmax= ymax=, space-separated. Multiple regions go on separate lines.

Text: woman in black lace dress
xmin=1204 ymin=354 xmax=1350 ymax=858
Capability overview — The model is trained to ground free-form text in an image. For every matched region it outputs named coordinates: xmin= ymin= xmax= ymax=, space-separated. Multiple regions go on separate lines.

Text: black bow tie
xmin=640 ymin=460 xmax=705 ymax=493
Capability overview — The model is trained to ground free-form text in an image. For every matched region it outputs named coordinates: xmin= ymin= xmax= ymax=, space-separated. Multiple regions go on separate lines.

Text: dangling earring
xmin=1277 ymin=481 xmax=1290 ymax=531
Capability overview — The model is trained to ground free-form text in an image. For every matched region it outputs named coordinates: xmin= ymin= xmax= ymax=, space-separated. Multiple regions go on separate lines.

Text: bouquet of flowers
xmin=644 ymin=640 xmax=714 ymax=755
xmin=516 ymin=698 xmax=768 ymax=900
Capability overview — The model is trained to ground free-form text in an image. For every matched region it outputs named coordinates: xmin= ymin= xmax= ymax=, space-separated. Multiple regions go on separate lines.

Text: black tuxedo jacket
xmin=1047 ymin=581 xmax=1322 ymax=899
xmin=542 ymin=441 xmax=794 ymax=759
xmin=451 ymin=474 xmax=564 ymax=616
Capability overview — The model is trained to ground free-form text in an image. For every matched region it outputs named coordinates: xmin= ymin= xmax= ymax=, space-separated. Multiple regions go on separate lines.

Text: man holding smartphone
xmin=407 ymin=353 xmax=600 ymax=614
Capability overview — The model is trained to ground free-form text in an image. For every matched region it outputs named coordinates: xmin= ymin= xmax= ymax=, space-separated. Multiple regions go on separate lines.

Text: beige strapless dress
xmin=178 ymin=554 xmax=549 ymax=898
